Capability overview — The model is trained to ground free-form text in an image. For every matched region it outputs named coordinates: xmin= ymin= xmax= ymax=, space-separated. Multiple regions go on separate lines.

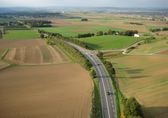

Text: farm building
xmin=134 ymin=33 xmax=144 ymax=37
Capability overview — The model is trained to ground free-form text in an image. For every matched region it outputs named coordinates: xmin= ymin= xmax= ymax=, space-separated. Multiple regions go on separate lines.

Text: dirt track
xmin=0 ymin=63 xmax=93 ymax=118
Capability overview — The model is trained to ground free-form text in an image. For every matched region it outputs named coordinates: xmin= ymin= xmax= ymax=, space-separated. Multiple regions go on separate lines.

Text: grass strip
xmin=55 ymin=44 xmax=76 ymax=63
xmin=0 ymin=49 xmax=9 ymax=59
xmin=90 ymin=76 xmax=102 ymax=118
xmin=39 ymin=46 xmax=50 ymax=62
xmin=51 ymin=45 xmax=66 ymax=61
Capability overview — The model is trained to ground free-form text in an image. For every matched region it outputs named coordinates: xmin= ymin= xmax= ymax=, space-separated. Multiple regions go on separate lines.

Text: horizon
xmin=1 ymin=0 xmax=168 ymax=8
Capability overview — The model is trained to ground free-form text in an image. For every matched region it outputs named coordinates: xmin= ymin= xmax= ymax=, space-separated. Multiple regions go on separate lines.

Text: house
xmin=134 ymin=33 xmax=144 ymax=37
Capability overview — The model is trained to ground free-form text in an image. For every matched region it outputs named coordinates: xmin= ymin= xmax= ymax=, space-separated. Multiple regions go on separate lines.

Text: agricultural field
xmin=0 ymin=38 xmax=45 ymax=49
xmin=35 ymin=26 xmax=126 ymax=38
xmin=0 ymin=18 xmax=16 ymax=22
xmin=77 ymin=35 xmax=144 ymax=50
xmin=4 ymin=30 xmax=40 ymax=39
xmin=155 ymin=31 xmax=168 ymax=38
xmin=107 ymin=55 xmax=168 ymax=118
xmin=0 ymin=63 xmax=93 ymax=118
xmin=3 ymin=45 xmax=70 ymax=65
xmin=129 ymin=39 xmax=168 ymax=54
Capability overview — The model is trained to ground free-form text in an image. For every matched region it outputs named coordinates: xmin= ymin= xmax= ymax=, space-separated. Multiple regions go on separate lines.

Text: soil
xmin=4 ymin=30 xmax=10 ymax=34
xmin=156 ymin=49 xmax=168 ymax=55
xmin=71 ymin=29 xmax=95 ymax=32
xmin=0 ymin=61 xmax=10 ymax=69
xmin=0 ymin=49 xmax=6 ymax=56
xmin=0 ymin=38 xmax=45 ymax=49
xmin=0 ymin=63 xmax=93 ymax=118
xmin=3 ymin=45 xmax=70 ymax=65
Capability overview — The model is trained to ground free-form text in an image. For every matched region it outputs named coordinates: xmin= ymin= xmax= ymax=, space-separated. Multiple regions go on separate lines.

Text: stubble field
xmin=0 ymin=63 xmax=93 ymax=118
xmin=108 ymin=55 xmax=168 ymax=118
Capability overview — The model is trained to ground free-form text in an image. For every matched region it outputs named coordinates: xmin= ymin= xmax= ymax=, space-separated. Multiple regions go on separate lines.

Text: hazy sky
xmin=1 ymin=0 xmax=168 ymax=8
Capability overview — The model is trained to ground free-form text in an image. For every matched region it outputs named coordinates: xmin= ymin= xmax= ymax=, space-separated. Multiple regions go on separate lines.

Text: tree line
xmin=149 ymin=27 xmax=168 ymax=32
xmin=48 ymin=37 xmax=92 ymax=70
xmin=130 ymin=22 xmax=143 ymax=25
xmin=0 ymin=30 xmax=2 ymax=39
xmin=77 ymin=33 xmax=94 ymax=38
xmin=22 ymin=20 xmax=52 ymax=28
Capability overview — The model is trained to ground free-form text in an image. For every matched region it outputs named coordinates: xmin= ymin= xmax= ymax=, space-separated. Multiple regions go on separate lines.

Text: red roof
xmin=137 ymin=33 xmax=144 ymax=36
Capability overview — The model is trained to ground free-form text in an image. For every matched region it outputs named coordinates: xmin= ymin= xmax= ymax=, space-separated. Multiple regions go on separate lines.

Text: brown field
xmin=0 ymin=49 xmax=6 ymax=56
xmin=108 ymin=55 xmax=168 ymax=118
xmin=71 ymin=29 xmax=95 ymax=32
xmin=0 ymin=61 xmax=10 ymax=69
xmin=50 ymin=20 xmax=99 ymax=27
xmin=142 ymin=20 xmax=168 ymax=26
xmin=0 ymin=38 xmax=45 ymax=49
xmin=3 ymin=45 xmax=70 ymax=65
xmin=155 ymin=31 xmax=168 ymax=38
xmin=0 ymin=63 xmax=93 ymax=118
xmin=156 ymin=49 xmax=168 ymax=55
xmin=4 ymin=30 xmax=9 ymax=34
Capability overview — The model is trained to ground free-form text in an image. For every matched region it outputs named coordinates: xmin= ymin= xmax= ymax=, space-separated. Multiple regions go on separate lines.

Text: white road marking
xmin=112 ymin=105 xmax=114 ymax=107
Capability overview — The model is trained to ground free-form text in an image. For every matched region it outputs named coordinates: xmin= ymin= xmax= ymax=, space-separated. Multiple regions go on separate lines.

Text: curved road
xmin=64 ymin=41 xmax=117 ymax=118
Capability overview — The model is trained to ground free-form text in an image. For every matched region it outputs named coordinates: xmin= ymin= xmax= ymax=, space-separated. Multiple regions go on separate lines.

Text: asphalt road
xmin=64 ymin=41 xmax=117 ymax=118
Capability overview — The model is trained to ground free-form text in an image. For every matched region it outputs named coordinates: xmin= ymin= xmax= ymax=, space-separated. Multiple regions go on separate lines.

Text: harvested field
xmin=71 ymin=29 xmax=95 ymax=32
xmin=4 ymin=30 xmax=9 ymax=34
xmin=108 ymin=55 xmax=168 ymax=118
xmin=0 ymin=61 xmax=10 ymax=69
xmin=0 ymin=38 xmax=45 ymax=49
xmin=156 ymin=49 xmax=168 ymax=55
xmin=0 ymin=63 xmax=93 ymax=118
xmin=155 ymin=31 xmax=168 ymax=38
xmin=3 ymin=45 xmax=70 ymax=65
xmin=50 ymin=20 xmax=99 ymax=27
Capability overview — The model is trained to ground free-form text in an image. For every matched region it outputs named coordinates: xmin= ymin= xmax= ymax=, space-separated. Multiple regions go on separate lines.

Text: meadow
xmin=35 ymin=26 xmax=127 ymax=38
xmin=77 ymin=35 xmax=144 ymax=50
xmin=129 ymin=39 xmax=168 ymax=54
xmin=107 ymin=55 xmax=168 ymax=118
xmin=4 ymin=30 xmax=40 ymax=39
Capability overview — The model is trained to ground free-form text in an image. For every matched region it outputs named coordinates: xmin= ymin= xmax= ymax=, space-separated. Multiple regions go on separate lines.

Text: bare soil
xmin=0 ymin=61 xmax=10 ymax=69
xmin=71 ymin=29 xmax=95 ymax=32
xmin=0 ymin=63 xmax=93 ymax=118
xmin=3 ymin=45 xmax=70 ymax=65
xmin=0 ymin=49 xmax=6 ymax=56
xmin=156 ymin=49 xmax=168 ymax=55
xmin=0 ymin=38 xmax=45 ymax=49
xmin=155 ymin=31 xmax=168 ymax=38
xmin=4 ymin=30 xmax=9 ymax=34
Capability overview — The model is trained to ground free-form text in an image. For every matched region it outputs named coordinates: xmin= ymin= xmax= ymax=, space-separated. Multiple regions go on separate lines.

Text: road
xmin=64 ymin=41 xmax=117 ymax=118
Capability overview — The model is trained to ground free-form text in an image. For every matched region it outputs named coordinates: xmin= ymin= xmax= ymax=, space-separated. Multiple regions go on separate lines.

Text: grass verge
xmin=0 ymin=49 xmax=9 ymax=59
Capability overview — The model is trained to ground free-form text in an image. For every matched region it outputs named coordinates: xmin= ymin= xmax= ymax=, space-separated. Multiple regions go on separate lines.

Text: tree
xmin=91 ymin=69 xmax=96 ymax=79
xmin=40 ymin=34 xmax=44 ymax=38
xmin=96 ymin=31 xmax=103 ymax=36
xmin=98 ymin=51 xmax=103 ymax=57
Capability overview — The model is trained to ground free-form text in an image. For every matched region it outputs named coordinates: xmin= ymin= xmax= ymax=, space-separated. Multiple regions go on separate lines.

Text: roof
xmin=136 ymin=33 xmax=144 ymax=36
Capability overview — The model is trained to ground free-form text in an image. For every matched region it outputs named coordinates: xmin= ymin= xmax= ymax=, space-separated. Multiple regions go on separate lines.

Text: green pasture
xmin=130 ymin=39 xmax=168 ymax=54
xmin=0 ymin=18 xmax=16 ymax=22
xmin=145 ymin=25 xmax=168 ymax=29
xmin=35 ymin=26 xmax=126 ymax=38
xmin=77 ymin=35 xmax=144 ymax=50
xmin=4 ymin=30 xmax=40 ymax=39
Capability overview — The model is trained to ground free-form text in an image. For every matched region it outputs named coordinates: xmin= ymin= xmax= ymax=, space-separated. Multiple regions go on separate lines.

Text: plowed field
xmin=3 ymin=45 xmax=70 ymax=65
xmin=0 ymin=63 xmax=93 ymax=118
xmin=0 ymin=38 xmax=45 ymax=49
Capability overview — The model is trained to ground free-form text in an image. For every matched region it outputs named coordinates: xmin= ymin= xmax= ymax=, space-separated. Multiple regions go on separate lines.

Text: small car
xmin=107 ymin=92 xmax=110 ymax=95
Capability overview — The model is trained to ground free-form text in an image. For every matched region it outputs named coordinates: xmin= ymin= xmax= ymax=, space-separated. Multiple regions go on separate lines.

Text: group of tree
xmin=81 ymin=19 xmax=88 ymax=21
xmin=104 ymin=29 xmax=118 ymax=35
xmin=4 ymin=25 xmax=29 ymax=30
xmin=122 ymin=97 xmax=143 ymax=118
xmin=0 ymin=30 xmax=2 ymax=39
xmin=130 ymin=22 xmax=143 ymax=25
xmin=149 ymin=27 xmax=168 ymax=32
xmin=96 ymin=31 xmax=103 ymax=36
xmin=119 ymin=30 xmax=138 ymax=36
xmin=22 ymin=20 xmax=52 ymax=28
xmin=77 ymin=33 xmax=94 ymax=38
xmin=48 ymin=37 xmax=92 ymax=70
xmin=97 ymin=51 xmax=115 ymax=75
xmin=144 ymin=36 xmax=156 ymax=43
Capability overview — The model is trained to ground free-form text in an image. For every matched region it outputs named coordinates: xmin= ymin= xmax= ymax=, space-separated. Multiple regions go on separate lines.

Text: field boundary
xmin=0 ymin=49 xmax=9 ymax=59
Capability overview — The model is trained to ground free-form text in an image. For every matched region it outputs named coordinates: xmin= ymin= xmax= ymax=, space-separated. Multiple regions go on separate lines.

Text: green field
xmin=107 ymin=55 xmax=168 ymax=118
xmin=4 ymin=30 xmax=40 ymax=39
xmin=129 ymin=39 xmax=168 ymax=54
xmin=77 ymin=35 xmax=144 ymax=50
xmin=35 ymin=26 xmax=126 ymax=38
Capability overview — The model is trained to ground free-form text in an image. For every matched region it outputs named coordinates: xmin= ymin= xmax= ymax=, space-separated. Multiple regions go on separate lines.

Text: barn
xmin=134 ymin=33 xmax=144 ymax=37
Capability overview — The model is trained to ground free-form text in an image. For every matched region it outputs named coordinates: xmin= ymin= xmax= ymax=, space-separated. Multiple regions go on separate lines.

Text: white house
xmin=134 ymin=33 xmax=144 ymax=37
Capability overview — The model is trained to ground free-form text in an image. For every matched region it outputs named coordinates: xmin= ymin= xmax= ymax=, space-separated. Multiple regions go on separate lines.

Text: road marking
xmin=111 ymin=101 xmax=113 ymax=103
xmin=113 ymin=109 xmax=115 ymax=112
xmin=112 ymin=105 xmax=114 ymax=107
xmin=110 ymin=97 xmax=112 ymax=99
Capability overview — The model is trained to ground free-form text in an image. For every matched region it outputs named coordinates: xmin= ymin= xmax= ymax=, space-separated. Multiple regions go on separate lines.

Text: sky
xmin=1 ymin=0 xmax=168 ymax=8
